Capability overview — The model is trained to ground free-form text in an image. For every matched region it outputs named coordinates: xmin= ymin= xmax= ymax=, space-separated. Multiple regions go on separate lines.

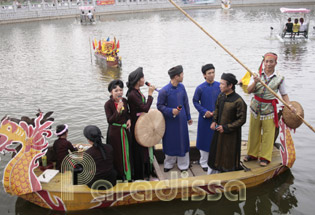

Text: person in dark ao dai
xmin=208 ymin=73 xmax=247 ymax=174
xmin=105 ymin=80 xmax=132 ymax=181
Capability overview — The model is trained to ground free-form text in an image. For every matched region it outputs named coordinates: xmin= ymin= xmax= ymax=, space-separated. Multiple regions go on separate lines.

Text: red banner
xmin=96 ymin=0 xmax=115 ymax=5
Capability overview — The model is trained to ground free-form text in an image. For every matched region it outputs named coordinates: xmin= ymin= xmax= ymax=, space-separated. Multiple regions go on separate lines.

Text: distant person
xmin=207 ymin=73 xmax=247 ymax=174
xmin=193 ymin=64 xmax=220 ymax=172
xmin=87 ymin=10 xmax=94 ymax=22
xmin=83 ymin=125 xmax=117 ymax=188
xmin=299 ymin=17 xmax=308 ymax=38
xmin=292 ymin=18 xmax=300 ymax=38
xmin=53 ymin=124 xmax=78 ymax=171
xmin=80 ymin=10 xmax=85 ymax=23
xmin=283 ymin=18 xmax=293 ymax=37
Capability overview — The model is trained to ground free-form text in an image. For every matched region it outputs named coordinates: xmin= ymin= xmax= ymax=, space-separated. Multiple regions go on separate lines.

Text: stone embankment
xmin=0 ymin=0 xmax=313 ymax=24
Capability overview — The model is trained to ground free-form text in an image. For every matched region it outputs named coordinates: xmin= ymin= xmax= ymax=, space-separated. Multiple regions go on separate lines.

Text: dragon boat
xmin=0 ymin=111 xmax=296 ymax=211
xmin=92 ymin=37 xmax=122 ymax=68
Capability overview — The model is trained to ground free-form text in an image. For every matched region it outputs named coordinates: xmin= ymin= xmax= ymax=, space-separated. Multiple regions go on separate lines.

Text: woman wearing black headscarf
xmin=104 ymin=80 xmax=132 ymax=181
xmin=126 ymin=67 xmax=156 ymax=180
xmin=84 ymin=125 xmax=117 ymax=188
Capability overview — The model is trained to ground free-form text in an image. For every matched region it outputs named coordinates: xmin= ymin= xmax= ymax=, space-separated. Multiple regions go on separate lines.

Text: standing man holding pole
xmin=193 ymin=64 xmax=220 ymax=172
xmin=245 ymin=52 xmax=295 ymax=166
xmin=157 ymin=65 xmax=193 ymax=172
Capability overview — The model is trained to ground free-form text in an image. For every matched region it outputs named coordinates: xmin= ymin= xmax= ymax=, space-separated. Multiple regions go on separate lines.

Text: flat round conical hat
xmin=282 ymin=101 xmax=304 ymax=129
xmin=135 ymin=109 xmax=165 ymax=147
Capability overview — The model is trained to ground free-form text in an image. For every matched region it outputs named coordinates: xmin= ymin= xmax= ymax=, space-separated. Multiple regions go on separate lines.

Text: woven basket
xmin=282 ymin=101 xmax=304 ymax=129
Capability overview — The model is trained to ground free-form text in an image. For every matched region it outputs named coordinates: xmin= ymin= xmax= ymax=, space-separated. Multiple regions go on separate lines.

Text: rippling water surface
xmin=1 ymin=3 xmax=315 ymax=214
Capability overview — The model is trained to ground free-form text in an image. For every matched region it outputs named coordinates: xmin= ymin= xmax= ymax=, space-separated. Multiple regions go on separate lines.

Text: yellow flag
xmin=94 ymin=39 xmax=97 ymax=50
xmin=102 ymin=42 xmax=106 ymax=52
xmin=241 ymin=71 xmax=251 ymax=85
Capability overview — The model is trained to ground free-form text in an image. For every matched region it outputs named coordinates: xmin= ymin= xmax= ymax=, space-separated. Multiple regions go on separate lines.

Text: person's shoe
xmin=243 ymin=155 xmax=257 ymax=162
xmin=202 ymin=167 xmax=208 ymax=172
xmin=259 ymin=160 xmax=269 ymax=167
xmin=164 ymin=168 xmax=172 ymax=172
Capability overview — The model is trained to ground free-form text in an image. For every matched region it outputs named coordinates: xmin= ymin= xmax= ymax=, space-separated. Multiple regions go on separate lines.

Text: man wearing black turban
xmin=193 ymin=64 xmax=220 ymax=172
xmin=157 ymin=65 xmax=193 ymax=172
xmin=207 ymin=73 xmax=247 ymax=173
xmin=83 ymin=125 xmax=117 ymax=188
xmin=126 ymin=67 xmax=156 ymax=180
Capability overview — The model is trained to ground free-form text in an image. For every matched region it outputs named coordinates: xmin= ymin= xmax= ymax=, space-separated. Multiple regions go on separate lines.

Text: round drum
xmin=282 ymin=101 xmax=304 ymax=129
xmin=135 ymin=109 xmax=165 ymax=147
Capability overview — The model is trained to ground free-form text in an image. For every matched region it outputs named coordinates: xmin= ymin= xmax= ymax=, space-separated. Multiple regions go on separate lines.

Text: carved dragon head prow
xmin=0 ymin=117 xmax=26 ymax=153
xmin=0 ymin=111 xmax=54 ymax=195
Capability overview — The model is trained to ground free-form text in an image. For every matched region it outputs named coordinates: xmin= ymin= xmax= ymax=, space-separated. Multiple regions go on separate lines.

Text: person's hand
xmin=204 ymin=111 xmax=213 ymax=118
xmin=253 ymin=74 xmax=260 ymax=84
xmin=172 ymin=108 xmax=180 ymax=116
xmin=126 ymin=119 xmax=131 ymax=129
xmin=216 ymin=125 xmax=224 ymax=133
xmin=76 ymin=144 xmax=84 ymax=152
xmin=188 ymin=119 xmax=193 ymax=125
xmin=148 ymin=85 xmax=156 ymax=96
xmin=289 ymin=104 xmax=297 ymax=114
xmin=210 ymin=122 xmax=217 ymax=130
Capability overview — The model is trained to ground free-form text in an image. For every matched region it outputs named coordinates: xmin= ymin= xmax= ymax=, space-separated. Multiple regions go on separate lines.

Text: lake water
xmin=1 ymin=3 xmax=315 ymax=215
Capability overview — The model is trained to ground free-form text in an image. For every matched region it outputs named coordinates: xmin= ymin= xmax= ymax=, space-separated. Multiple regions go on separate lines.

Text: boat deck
xmin=35 ymin=141 xmax=283 ymax=194
xmin=154 ymin=141 xmax=282 ymax=180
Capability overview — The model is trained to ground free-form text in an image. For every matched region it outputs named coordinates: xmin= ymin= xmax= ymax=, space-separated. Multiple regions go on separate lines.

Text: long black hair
xmin=83 ymin=125 xmax=107 ymax=160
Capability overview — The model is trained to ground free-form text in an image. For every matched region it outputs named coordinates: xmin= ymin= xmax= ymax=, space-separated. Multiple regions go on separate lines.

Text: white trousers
xmin=164 ymin=152 xmax=190 ymax=170
xmin=199 ymin=150 xmax=209 ymax=168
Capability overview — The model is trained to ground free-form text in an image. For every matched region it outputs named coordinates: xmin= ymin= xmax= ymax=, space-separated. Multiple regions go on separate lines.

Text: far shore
xmin=0 ymin=0 xmax=314 ymax=25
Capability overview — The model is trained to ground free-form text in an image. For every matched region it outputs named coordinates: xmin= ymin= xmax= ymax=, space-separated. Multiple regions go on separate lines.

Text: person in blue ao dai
xmin=193 ymin=64 xmax=220 ymax=172
xmin=157 ymin=65 xmax=193 ymax=172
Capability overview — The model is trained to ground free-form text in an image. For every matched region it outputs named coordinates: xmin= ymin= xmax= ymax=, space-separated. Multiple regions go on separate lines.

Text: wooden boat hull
xmin=17 ymin=142 xmax=289 ymax=211
xmin=94 ymin=53 xmax=121 ymax=68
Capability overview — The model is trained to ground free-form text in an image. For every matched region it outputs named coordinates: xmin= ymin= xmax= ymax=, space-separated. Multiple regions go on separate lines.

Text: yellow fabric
xmin=94 ymin=39 xmax=97 ymax=49
xmin=285 ymin=126 xmax=296 ymax=168
xmin=247 ymin=113 xmax=275 ymax=161
xmin=101 ymin=42 xmax=105 ymax=52
xmin=241 ymin=71 xmax=251 ymax=85
xmin=293 ymin=23 xmax=300 ymax=33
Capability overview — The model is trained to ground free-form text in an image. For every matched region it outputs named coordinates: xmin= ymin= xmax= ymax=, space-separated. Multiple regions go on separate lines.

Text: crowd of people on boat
xmin=50 ymin=52 xmax=296 ymax=188
xmin=283 ymin=17 xmax=308 ymax=38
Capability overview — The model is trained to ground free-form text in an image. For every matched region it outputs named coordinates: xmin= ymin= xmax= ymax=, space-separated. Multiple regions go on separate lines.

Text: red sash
xmin=254 ymin=95 xmax=279 ymax=128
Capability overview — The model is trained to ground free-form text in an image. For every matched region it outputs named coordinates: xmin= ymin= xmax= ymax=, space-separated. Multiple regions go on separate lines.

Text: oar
xmin=168 ymin=0 xmax=315 ymax=133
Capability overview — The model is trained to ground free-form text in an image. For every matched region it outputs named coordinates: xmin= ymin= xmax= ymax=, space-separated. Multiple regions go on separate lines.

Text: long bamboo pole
xmin=89 ymin=36 xmax=93 ymax=65
xmin=168 ymin=0 xmax=315 ymax=133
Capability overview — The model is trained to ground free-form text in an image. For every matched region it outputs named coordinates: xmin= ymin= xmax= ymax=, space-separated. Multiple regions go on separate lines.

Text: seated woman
xmin=292 ymin=18 xmax=300 ymax=38
xmin=83 ymin=125 xmax=117 ymax=189
xmin=53 ymin=124 xmax=77 ymax=172
xmin=299 ymin=18 xmax=308 ymax=38
xmin=105 ymin=80 xmax=132 ymax=181
xmin=283 ymin=18 xmax=293 ymax=37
